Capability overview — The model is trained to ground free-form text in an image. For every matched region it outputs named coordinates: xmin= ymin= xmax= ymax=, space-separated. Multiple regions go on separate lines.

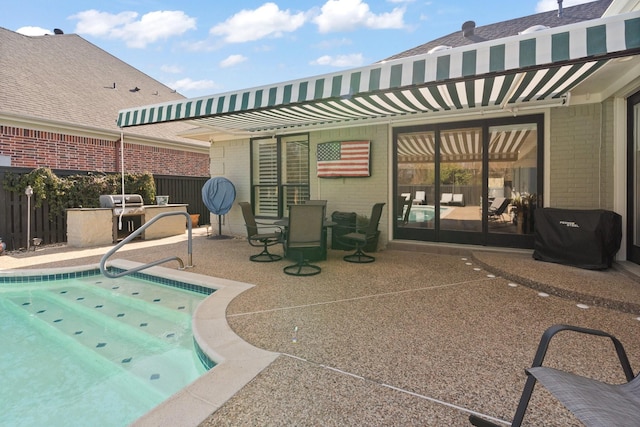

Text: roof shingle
xmin=0 ymin=28 xmax=206 ymax=149
xmin=383 ymin=0 xmax=613 ymax=62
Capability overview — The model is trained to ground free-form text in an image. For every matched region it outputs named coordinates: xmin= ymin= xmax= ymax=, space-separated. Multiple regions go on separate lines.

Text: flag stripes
xmin=317 ymin=141 xmax=370 ymax=178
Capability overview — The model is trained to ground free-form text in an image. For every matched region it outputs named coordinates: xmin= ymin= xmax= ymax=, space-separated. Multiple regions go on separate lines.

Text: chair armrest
xmin=528 ymin=324 xmax=634 ymax=380
xmin=469 ymin=324 xmax=635 ymax=427
xmin=254 ymin=222 xmax=284 ymax=232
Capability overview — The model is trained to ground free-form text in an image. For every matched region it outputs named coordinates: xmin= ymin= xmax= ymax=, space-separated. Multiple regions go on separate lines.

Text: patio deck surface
xmin=2 ymin=228 xmax=640 ymax=426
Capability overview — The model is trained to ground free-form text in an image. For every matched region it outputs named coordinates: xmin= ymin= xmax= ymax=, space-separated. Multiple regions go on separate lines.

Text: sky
xmin=1 ymin=0 xmax=598 ymax=98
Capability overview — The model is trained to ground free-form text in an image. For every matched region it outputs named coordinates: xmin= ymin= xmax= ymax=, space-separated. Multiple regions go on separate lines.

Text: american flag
xmin=317 ymin=140 xmax=370 ymax=178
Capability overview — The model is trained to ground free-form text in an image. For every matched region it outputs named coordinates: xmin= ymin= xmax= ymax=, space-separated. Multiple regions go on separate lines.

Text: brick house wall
xmin=0 ymin=125 xmax=209 ymax=177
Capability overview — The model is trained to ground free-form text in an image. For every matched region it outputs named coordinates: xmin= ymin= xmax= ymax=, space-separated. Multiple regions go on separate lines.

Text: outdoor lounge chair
xmin=451 ymin=193 xmax=465 ymax=206
xmin=440 ymin=193 xmax=453 ymax=205
xmin=341 ymin=202 xmax=385 ymax=263
xmin=239 ymin=202 xmax=283 ymax=262
xmin=487 ymin=197 xmax=509 ymax=222
xmin=413 ymin=191 xmax=426 ymax=205
xmin=469 ymin=324 xmax=639 ymax=427
xmin=283 ymin=204 xmax=325 ymax=276
xmin=396 ymin=197 xmax=412 ymax=225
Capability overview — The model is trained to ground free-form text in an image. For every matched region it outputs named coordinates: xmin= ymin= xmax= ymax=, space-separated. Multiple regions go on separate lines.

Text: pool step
xmin=3 ymin=289 xmax=205 ymax=396
xmin=0 ymin=296 xmax=167 ymax=406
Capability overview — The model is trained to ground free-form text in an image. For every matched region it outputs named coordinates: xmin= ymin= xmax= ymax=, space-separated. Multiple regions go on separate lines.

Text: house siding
xmin=0 ymin=125 xmax=209 ymax=177
xmin=310 ymin=124 xmax=389 ymax=246
xmin=549 ymin=102 xmax=615 ymax=210
xmin=210 ymin=124 xmax=390 ymax=247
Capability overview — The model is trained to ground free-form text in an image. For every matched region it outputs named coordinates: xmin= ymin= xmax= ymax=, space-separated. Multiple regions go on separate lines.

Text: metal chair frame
xmin=470 ymin=324 xmax=636 ymax=427
xmin=283 ymin=204 xmax=325 ymax=276
xmin=341 ymin=203 xmax=385 ymax=263
xmin=239 ymin=202 xmax=283 ymax=262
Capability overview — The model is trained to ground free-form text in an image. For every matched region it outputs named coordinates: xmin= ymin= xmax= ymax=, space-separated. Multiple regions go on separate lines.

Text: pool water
xmin=0 ymin=271 xmax=212 ymax=427
xmin=404 ymin=205 xmax=451 ymax=223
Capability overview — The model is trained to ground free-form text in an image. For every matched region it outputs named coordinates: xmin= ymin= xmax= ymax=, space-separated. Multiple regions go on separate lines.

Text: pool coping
xmin=1 ymin=259 xmax=279 ymax=427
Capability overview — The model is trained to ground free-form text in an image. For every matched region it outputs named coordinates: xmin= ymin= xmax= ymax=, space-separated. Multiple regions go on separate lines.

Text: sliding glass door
xmin=394 ymin=115 xmax=542 ymax=248
xmin=627 ymin=90 xmax=640 ymax=263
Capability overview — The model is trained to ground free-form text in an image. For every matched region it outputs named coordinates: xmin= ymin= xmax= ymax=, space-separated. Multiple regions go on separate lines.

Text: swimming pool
xmin=405 ymin=205 xmax=452 ymax=223
xmin=0 ymin=266 xmax=215 ymax=427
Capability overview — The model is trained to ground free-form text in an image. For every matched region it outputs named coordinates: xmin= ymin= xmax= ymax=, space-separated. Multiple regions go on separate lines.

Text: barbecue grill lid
xmin=99 ymin=194 xmax=144 ymax=208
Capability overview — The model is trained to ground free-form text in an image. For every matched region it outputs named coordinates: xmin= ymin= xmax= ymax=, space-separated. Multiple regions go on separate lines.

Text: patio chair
xmin=487 ymin=197 xmax=509 ymax=222
xmin=239 ymin=202 xmax=283 ymax=262
xmin=451 ymin=193 xmax=465 ymax=206
xmin=341 ymin=203 xmax=385 ymax=263
xmin=469 ymin=324 xmax=638 ymax=427
xmin=283 ymin=204 xmax=325 ymax=276
xmin=402 ymin=199 xmax=413 ymax=225
xmin=413 ymin=191 xmax=426 ymax=205
xmin=440 ymin=193 xmax=453 ymax=205
xmin=304 ymin=199 xmax=327 ymax=219
xmin=397 ymin=196 xmax=412 ymax=225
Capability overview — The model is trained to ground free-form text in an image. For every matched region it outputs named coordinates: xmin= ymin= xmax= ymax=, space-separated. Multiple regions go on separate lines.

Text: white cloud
xmin=16 ymin=26 xmax=53 ymax=36
xmin=535 ymin=0 xmax=595 ymax=12
xmin=313 ymin=0 xmax=406 ymax=33
xmin=161 ymin=64 xmax=183 ymax=74
xmin=210 ymin=3 xmax=306 ymax=43
xmin=71 ymin=9 xmax=197 ymax=48
xmin=220 ymin=54 xmax=248 ymax=68
xmin=181 ymin=39 xmax=221 ymax=52
xmin=311 ymin=53 xmax=365 ymax=67
xmin=168 ymin=78 xmax=220 ymax=93
xmin=314 ymin=37 xmax=353 ymax=50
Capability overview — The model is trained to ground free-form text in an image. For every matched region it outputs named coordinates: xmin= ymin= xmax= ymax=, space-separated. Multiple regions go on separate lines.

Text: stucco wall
xmin=209 ymin=124 xmax=390 ymax=247
xmin=549 ymin=101 xmax=615 ymax=210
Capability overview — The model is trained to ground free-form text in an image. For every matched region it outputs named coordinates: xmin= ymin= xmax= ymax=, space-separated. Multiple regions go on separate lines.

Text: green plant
xmin=2 ymin=168 xmax=156 ymax=220
xmin=512 ymin=192 xmax=537 ymax=211
xmin=356 ymin=214 xmax=369 ymax=230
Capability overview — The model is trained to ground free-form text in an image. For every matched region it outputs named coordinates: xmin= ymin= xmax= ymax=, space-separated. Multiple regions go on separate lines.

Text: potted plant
xmin=511 ymin=193 xmax=537 ymax=234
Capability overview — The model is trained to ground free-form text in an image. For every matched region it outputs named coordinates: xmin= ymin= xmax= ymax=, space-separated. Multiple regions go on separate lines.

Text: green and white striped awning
xmin=117 ymin=11 xmax=640 ymax=134
xmin=397 ymin=125 xmax=536 ymax=163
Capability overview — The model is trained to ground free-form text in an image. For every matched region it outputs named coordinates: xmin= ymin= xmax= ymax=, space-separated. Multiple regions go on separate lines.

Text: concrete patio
xmin=2 ymin=229 xmax=640 ymax=426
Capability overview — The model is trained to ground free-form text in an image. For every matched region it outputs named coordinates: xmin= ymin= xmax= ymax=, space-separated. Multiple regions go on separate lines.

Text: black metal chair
xmin=487 ymin=197 xmax=509 ymax=222
xmin=283 ymin=204 xmax=325 ymax=276
xmin=470 ymin=324 xmax=638 ymax=427
xmin=238 ymin=202 xmax=283 ymax=262
xmin=341 ymin=202 xmax=385 ymax=263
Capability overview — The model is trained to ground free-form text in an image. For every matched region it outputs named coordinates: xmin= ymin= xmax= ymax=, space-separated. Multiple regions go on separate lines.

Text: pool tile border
xmin=0 ymin=267 xmax=215 ymax=296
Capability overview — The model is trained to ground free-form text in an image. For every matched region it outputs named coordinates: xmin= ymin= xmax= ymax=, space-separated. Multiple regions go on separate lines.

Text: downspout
xmin=119 ymin=129 xmax=125 ymax=231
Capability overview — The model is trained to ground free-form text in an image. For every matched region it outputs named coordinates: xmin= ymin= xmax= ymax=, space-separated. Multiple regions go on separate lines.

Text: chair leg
xmin=343 ymin=245 xmax=375 ymax=263
xmin=250 ymin=245 xmax=282 ymax=262
xmin=283 ymin=250 xmax=321 ymax=276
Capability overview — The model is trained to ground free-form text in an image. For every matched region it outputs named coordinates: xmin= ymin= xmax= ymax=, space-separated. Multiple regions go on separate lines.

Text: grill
xmin=99 ymin=194 xmax=145 ymax=241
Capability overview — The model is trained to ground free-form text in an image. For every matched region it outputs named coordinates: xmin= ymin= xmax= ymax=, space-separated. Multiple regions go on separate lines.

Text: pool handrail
xmin=100 ymin=210 xmax=194 ymax=278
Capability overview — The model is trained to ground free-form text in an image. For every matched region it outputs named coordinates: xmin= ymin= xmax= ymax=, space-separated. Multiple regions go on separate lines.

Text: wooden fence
xmin=0 ymin=168 xmax=210 ymax=251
